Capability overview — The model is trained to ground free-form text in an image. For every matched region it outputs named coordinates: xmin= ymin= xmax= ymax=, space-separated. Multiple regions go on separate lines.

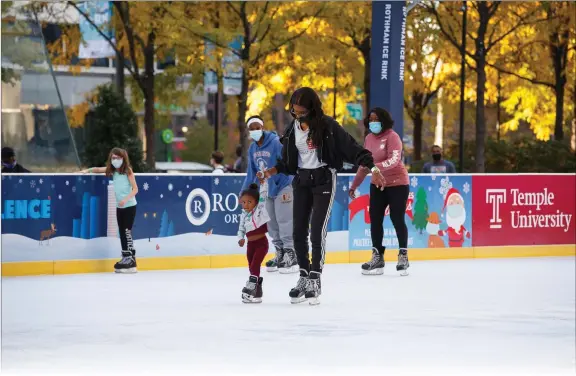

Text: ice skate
xmin=396 ymin=249 xmax=409 ymax=276
xmin=305 ymin=271 xmax=322 ymax=306
xmin=361 ymin=248 xmax=385 ymax=275
xmin=242 ymin=275 xmax=263 ymax=303
xmin=265 ymin=247 xmax=284 ymax=272
xmin=279 ymin=248 xmax=299 ymax=274
xmin=289 ymin=269 xmax=309 ymax=304
xmin=114 ymin=252 xmax=137 ymax=274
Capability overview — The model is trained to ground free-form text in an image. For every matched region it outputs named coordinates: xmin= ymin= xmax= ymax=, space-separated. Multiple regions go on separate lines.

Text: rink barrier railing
xmin=1 ymin=173 xmax=575 ymax=276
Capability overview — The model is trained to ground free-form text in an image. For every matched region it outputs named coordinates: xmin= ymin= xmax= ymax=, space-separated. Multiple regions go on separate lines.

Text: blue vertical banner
xmin=369 ymin=1 xmax=407 ymax=140
xmin=204 ymin=40 xmax=218 ymax=94
xmin=78 ymin=1 xmax=115 ymax=59
xmin=222 ymin=37 xmax=243 ymax=95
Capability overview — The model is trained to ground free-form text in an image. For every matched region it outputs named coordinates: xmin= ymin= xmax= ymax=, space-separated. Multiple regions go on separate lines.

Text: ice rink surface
xmin=2 ymin=257 xmax=575 ymax=376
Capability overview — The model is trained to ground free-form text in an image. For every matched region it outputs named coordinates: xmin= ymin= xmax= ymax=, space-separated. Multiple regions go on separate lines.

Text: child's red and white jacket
xmin=237 ymin=180 xmax=270 ymax=240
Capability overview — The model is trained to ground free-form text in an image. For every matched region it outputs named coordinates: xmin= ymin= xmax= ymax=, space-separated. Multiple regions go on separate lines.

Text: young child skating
xmin=81 ymin=147 xmax=139 ymax=273
xmin=238 ymin=180 xmax=270 ymax=303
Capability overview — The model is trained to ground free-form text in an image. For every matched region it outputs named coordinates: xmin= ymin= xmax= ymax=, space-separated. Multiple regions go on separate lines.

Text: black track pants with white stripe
xmin=292 ymin=168 xmax=336 ymax=273
xmin=117 ymin=205 xmax=137 ymax=256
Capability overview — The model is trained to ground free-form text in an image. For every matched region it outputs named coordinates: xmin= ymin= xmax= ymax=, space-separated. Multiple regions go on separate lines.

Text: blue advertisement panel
xmin=369 ymin=1 xmax=407 ymax=140
xmin=77 ymin=1 xmax=115 ymax=59
xmin=348 ymin=175 xmax=473 ymax=251
xmin=1 ymin=174 xmax=351 ymax=263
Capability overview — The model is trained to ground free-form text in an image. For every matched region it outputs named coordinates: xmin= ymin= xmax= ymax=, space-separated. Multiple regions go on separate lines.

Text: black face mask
xmin=432 ymin=153 xmax=442 ymax=161
xmin=291 ymin=108 xmax=312 ymax=124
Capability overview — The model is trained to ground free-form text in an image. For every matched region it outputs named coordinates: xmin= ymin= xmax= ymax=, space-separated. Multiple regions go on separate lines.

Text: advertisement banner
xmin=1 ymin=174 xmax=349 ymax=263
xmin=222 ymin=37 xmax=243 ymax=96
xmin=349 ymin=175 xmax=473 ymax=251
xmin=472 ymin=175 xmax=576 ymax=246
xmin=78 ymin=1 xmax=115 ymax=59
xmin=369 ymin=1 xmax=407 ymax=140
xmin=203 ymin=40 xmax=218 ymax=94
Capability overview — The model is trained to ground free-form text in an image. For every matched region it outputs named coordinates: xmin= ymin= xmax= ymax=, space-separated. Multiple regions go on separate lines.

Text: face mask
xmin=432 ymin=153 xmax=442 ymax=161
xmin=249 ymin=130 xmax=263 ymax=141
xmin=369 ymin=122 xmax=382 ymax=134
xmin=447 ymin=205 xmax=463 ymax=218
xmin=111 ymin=159 xmax=123 ymax=169
xmin=291 ymin=108 xmax=311 ymax=123
xmin=2 ymin=160 xmax=17 ymax=169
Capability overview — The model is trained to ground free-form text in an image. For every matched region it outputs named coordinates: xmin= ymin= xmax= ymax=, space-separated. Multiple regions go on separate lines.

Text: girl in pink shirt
xmin=349 ymin=107 xmax=410 ymax=276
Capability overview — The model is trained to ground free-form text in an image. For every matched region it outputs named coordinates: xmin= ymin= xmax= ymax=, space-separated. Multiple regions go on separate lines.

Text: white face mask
xmin=111 ymin=159 xmax=123 ymax=169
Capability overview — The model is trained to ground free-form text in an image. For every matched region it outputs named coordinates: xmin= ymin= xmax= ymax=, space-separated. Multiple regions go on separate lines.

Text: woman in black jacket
xmin=260 ymin=87 xmax=385 ymax=305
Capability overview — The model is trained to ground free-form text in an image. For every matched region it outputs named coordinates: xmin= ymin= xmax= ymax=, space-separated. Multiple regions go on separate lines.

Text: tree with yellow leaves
xmin=425 ymin=1 xmax=544 ymax=172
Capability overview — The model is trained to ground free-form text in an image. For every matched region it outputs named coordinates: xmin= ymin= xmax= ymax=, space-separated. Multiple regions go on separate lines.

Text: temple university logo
xmin=486 ymin=189 xmax=507 ymax=229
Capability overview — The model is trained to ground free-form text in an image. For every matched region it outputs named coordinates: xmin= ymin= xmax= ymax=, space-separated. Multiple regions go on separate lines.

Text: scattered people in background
xmin=210 ymin=151 xmax=227 ymax=174
xmin=233 ymin=145 xmax=243 ymax=173
xmin=261 ymin=87 xmax=384 ymax=305
xmin=237 ymin=181 xmax=271 ymax=303
xmin=81 ymin=148 xmax=139 ymax=273
xmin=422 ymin=145 xmax=456 ymax=173
xmin=349 ymin=107 xmax=410 ymax=277
xmin=242 ymin=115 xmax=298 ymax=274
xmin=1 ymin=147 xmax=30 ymax=173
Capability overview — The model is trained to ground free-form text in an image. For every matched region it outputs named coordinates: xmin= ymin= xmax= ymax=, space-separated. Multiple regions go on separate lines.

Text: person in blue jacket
xmin=241 ymin=115 xmax=298 ymax=274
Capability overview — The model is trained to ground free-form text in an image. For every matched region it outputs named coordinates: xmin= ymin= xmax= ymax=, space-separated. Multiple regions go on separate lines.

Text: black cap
xmin=1 ymin=147 xmax=15 ymax=159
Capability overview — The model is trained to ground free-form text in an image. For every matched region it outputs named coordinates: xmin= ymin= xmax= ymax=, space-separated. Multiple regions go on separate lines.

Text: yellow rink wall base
xmin=2 ymin=244 xmax=575 ymax=277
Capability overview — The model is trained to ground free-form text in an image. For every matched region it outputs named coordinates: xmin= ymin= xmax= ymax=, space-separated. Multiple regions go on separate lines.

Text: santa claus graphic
xmin=438 ymin=188 xmax=471 ymax=247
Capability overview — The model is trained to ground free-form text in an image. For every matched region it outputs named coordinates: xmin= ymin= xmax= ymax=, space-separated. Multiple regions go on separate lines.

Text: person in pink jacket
xmin=349 ymin=107 xmax=410 ymax=276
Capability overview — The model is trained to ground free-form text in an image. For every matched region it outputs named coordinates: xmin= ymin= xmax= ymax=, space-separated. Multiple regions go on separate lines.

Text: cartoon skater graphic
xmin=438 ymin=188 xmax=471 ymax=247
xmin=426 ymin=212 xmax=445 ymax=248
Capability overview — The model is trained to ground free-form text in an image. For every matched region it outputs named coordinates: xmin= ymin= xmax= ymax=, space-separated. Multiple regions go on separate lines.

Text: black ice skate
xmin=305 ymin=271 xmax=322 ymax=306
xmin=242 ymin=275 xmax=263 ymax=303
xmin=396 ymin=249 xmax=409 ymax=276
xmin=114 ymin=252 xmax=137 ymax=274
xmin=289 ymin=269 xmax=309 ymax=304
xmin=279 ymin=248 xmax=299 ymax=274
xmin=266 ymin=247 xmax=284 ymax=272
xmin=361 ymin=248 xmax=385 ymax=275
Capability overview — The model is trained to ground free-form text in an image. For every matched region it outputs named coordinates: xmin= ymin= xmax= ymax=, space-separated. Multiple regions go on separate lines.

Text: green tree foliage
xmin=412 ymin=187 xmax=429 ymax=234
xmin=82 ymin=84 xmax=146 ymax=172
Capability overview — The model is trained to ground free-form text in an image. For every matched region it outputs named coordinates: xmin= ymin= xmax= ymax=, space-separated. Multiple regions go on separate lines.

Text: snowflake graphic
xmin=431 ymin=175 xmax=437 ymax=181
xmin=65 ymin=180 xmax=69 ymax=186
xmin=178 ymin=191 xmax=183 ymax=197
xmin=72 ymin=186 xmax=76 ymax=193
xmin=143 ymin=182 xmax=149 ymax=191
xmin=168 ymin=183 xmax=174 ymax=191
xmin=91 ymin=176 xmax=96 ymax=181
xmin=463 ymin=182 xmax=471 ymax=194
xmin=155 ymin=176 xmax=159 ymax=180
xmin=410 ymin=176 xmax=418 ymax=188
xmin=428 ymin=186 xmax=432 ymax=192
xmin=186 ymin=185 xmax=190 ymax=189
xmin=58 ymin=194 xmax=62 ymax=200
xmin=188 ymin=176 xmax=193 ymax=180
xmin=39 ymin=178 xmax=44 ymax=184
xmin=36 ymin=188 xmax=40 ymax=193
xmin=51 ymin=184 xmax=55 ymax=189
xmin=7 ymin=176 xmax=11 ymax=180
xmin=160 ymin=194 xmax=164 ymax=199
xmin=439 ymin=177 xmax=453 ymax=198
xmin=19 ymin=179 xmax=23 ymax=184
xmin=214 ymin=178 xmax=220 ymax=186
xmin=83 ymin=180 xmax=86 ymax=184
xmin=342 ymin=184 xmax=347 ymax=192
xmin=30 ymin=180 xmax=36 ymax=188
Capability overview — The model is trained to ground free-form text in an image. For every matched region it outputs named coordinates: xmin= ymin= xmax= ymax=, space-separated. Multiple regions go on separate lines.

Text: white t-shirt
xmin=294 ymin=120 xmax=326 ymax=169
xmin=212 ymin=165 xmax=226 ymax=174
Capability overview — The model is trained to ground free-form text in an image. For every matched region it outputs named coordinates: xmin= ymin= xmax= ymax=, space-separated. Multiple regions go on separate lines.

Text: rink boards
xmin=1 ymin=173 xmax=575 ymax=276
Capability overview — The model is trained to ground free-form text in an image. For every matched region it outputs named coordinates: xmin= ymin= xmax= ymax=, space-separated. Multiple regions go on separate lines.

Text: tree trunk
xmin=361 ymin=38 xmax=371 ymax=115
xmin=237 ymin=69 xmax=250 ymax=172
xmin=551 ymin=29 xmax=568 ymax=141
xmin=413 ymin=111 xmax=423 ymax=161
xmin=143 ymin=33 xmax=156 ymax=169
xmin=115 ymin=47 xmax=125 ymax=96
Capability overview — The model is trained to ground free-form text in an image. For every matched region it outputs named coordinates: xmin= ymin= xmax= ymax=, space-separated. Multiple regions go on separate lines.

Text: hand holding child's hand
xmin=238 ymin=239 xmax=245 ymax=247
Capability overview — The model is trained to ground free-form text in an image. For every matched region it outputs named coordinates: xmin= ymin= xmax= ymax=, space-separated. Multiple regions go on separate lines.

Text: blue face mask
xmin=447 ymin=205 xmax=464 ymax=218
xmin=2 ymin=160 xmax=17 ymax=169
xmin=369 ymin=122 xmax=382 ymax=134
xmin=249 ymin=130 xmax=263 ymax=142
